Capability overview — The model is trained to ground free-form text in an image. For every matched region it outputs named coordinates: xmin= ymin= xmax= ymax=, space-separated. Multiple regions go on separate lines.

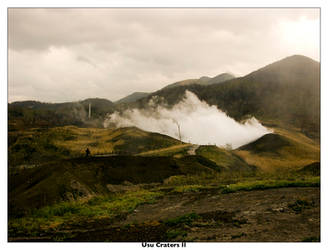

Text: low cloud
xmin=104 ymin=91 xmax=272 ymax=149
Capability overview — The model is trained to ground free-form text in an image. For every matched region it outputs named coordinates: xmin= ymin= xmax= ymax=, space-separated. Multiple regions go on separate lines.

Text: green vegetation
xmin=8 ymin=128 xmax=72 ymax=166
xmin=164 ymin=213 xmax=200 ymax=227
xmin=166 ymin=229 xmax=188 ymax=240
xmin=9 ymin=189 xmax=163 ymax=237
xmin=221 ymin=177 xmax=319 ymax=194
xmin=162 ymin=174 xmax=319 ymax=195
xmin=173 ymin=185 xmax=205 ymax=193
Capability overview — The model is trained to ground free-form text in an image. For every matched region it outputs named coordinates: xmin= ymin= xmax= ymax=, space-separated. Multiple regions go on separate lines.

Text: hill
xmin=8 ymin=126 xmax=184 ymax=167
xmin=8 ymin=153 xmax=228 ymax=212
xmin=238 ymin=133 xmax=291 ymax=154
xmin=195 ymin=145 xmax=256 ymax=172
xmin=115 ymin=92 xmax=149 ymax=104
xmin=8 ymin=98 xmax=114 ymax=130
xmin=134 ymin=55 xmax=320 ymax=139
xmin=235 ymin=128 xmax=320 ymax=172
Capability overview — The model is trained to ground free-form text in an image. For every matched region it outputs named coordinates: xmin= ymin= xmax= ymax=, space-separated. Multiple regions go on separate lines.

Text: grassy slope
xmin=195 ymin=145 xmax=256 ymax=172
xmin=8 ymin=126 xmax=183 ymax=167
xmin=53 ymin=126 xmax=183 ymax=155
xmin=234 ymin=126 xmax=320 ymax=172
xmin=9 ymin=154 xmax=224 ymax=213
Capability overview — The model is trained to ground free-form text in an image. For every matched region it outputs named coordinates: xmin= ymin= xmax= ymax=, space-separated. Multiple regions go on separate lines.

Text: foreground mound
xmin=9 ymin=155 xmax=228 ymax=213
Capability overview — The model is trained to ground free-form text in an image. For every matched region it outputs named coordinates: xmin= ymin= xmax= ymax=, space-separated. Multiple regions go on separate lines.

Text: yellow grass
xmin=235 ymin=150 xmax=317 ymax=172
xmin=234 ymin=126 xmax=320 ymax=172
xmin=52 ymin=126 xmax=123 ymax=155
xmin=138 ymin=144 xmax=191 ymax=156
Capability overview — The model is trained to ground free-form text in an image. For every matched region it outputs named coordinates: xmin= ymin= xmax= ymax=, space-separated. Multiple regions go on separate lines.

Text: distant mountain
xmin=10 ymin=98 xmax=113 ymax=111
xmin=163 ymin=73 xmax=235 ymax=89
xmin=135 ymin=55 xmax=320 ymax=139
xmin=115 ymin=92 xmax=149 ymax=104
xmin=8 ymin=98 xmax=114 ymax=130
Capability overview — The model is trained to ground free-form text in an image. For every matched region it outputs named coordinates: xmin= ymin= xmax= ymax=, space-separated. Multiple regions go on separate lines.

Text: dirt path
xmin=187 ymin=145 xmax=200 ymax=155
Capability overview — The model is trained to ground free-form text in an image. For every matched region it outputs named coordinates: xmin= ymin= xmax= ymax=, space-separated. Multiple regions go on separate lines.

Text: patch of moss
xmin=221 ymin=177 xmax=320 ymax=194
xmin=8 ymin=189 xmax=163 ymax=238
xmin=164 ymin=213 xmax=199 ymax=227
xmin=166 ymin=229 xmax=187 ymax=240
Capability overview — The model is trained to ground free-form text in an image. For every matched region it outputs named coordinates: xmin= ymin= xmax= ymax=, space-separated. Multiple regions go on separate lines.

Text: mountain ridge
xmin=115 ymin=92 xmax=149 ymax=104
xmin=162 ymin=72 xmax=235 ymax=90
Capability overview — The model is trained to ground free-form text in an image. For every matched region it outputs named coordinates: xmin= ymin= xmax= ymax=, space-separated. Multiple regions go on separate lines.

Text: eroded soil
xmin=9 ymin=187 xmax=320 ymax=242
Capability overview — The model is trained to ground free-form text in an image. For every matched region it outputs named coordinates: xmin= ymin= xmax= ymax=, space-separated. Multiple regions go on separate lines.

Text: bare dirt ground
xmin=121 ymin=187 xmax=320 ymax=242
xmin=10 ymin=187 xmax=320 ymax=242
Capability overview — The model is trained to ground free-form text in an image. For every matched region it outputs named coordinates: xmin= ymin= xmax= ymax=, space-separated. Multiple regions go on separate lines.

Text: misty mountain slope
xmin=162 ymin=73 xmax=235 ymax=89
xmin=234 ymin=128 xmax=320 ymax=172
xmin=8 ymin=98 xmax=115 ymax=129
xmin=133 ymin=55 xmax=319 ymax=139
xmin=201 ymin=55 xmax=319 ymax=138
xmin=115 ymin=92 xmax=149 ymax=104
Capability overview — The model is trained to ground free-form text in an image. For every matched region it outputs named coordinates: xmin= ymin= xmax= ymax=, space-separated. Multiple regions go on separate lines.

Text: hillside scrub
xmin=9 ymin=189 xmax=163 ymax=237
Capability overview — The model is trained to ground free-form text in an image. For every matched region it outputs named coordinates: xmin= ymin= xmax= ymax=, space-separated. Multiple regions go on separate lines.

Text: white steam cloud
xmin=104 ymin=91 xmax=272 ymax=149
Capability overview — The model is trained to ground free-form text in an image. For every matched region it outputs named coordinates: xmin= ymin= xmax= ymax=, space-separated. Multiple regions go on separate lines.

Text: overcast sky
xmin=8 ymin=8 xmax=320 ymax=103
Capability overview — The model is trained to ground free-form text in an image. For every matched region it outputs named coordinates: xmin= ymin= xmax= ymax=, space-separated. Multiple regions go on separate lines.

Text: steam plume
xmin=104 ymin=91 xmax=271 ymax=149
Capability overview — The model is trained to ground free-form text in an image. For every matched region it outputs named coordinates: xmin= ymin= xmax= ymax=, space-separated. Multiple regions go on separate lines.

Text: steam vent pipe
xmin=88 ymin=103 xmax=91 ymax=119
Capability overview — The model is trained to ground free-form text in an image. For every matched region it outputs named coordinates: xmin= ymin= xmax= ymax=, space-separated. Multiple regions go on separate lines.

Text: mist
xmin=104 ymin=91 xmax=272 ymax=149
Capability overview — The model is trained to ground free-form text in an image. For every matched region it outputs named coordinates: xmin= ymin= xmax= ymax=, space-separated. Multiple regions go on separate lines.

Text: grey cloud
xmin=8 ymin=8 xmax=319 ymax=103
xmin=9 ymin=8 xmax=318 ymax=51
